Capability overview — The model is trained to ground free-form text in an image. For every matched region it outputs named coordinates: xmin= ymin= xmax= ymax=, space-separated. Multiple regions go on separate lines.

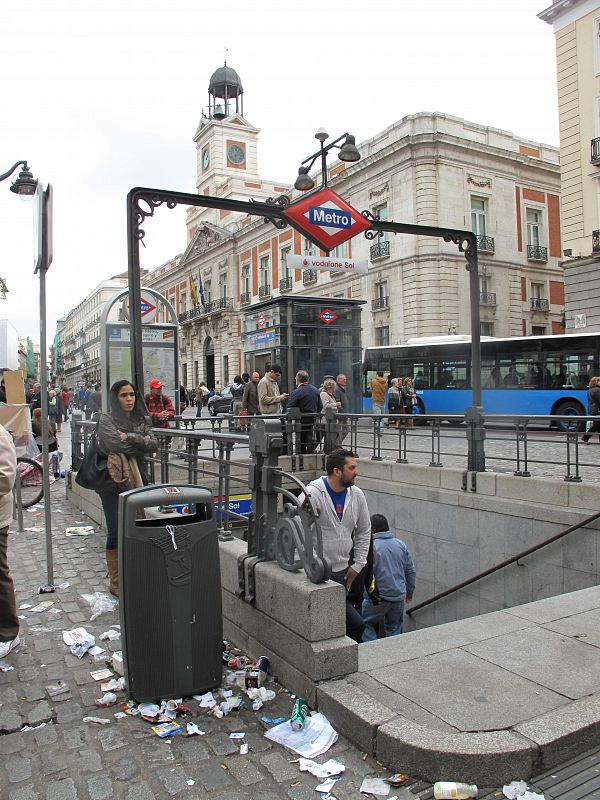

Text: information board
xmin=106 ymin=324 xmax=177 ymax=411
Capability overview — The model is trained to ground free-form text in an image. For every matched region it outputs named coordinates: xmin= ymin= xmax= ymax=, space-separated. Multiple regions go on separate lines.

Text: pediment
xmin=182 ymin=222 xmax=234 ymax=263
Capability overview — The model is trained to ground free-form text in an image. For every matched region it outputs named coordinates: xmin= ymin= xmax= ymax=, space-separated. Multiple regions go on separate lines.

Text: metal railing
xmin=593 ymin=230 xmax=600 ymax=254
xmin=527 ymin=245 xmax=548 ymax=262
xmin=476 ymin=235 xmax=495 ymax=253
xmin=258 ymin=284 xmax=271 ymax=299
xmin=591 ymin=137 xmax=600 ymax=164
xmin=205 ymin=297 xmax=233 ymax=313
xmin=240 ymin=291 xmax=251 ymax=305
xmin=302 ymin=269 xmax=318 ymax=285
xmin=372 ymin=296 xmax=389 ymax=311
xmin=279 ymin=277 xmax=293 ymax=291
xmin=370 ymin=240 xmax=390 ymax=260
xmin=479 ymin=291 xmax=496 ymax=306
xmin=531 ymin=297 xmax=549 ymax=311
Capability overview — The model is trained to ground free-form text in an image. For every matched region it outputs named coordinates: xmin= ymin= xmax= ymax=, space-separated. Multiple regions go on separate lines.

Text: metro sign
xmin=140 ymin=298 xmax=157 ymax=318
xmin=256 ymin=312 xmax=268 ymax=330
xmin=317 ymin=309 xmax=338 ymax=325
xmin=283 ymin=187 xmax=371 ymax=251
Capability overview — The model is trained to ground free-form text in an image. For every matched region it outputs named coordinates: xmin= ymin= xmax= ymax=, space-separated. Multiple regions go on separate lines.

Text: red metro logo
xmin=317 ymin=309 xmax=338 ymax=325
xmin=283 ymin=187 xmax=371 ymax=251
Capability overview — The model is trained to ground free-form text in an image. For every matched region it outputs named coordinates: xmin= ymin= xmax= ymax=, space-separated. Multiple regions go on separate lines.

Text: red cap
xmin=149 ymin=379 xmax=163 ymax=389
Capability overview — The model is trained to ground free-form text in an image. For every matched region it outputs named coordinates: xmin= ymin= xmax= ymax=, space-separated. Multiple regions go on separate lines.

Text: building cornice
xmin=539 ymin=0 xmax=600 ymax=29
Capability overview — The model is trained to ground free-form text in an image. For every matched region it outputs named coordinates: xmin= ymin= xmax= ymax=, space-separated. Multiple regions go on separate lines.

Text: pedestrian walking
xmin=90 ymin=383 xmax=102 ymax=417
xmin=320 ymin=378 xmax=342 ymax=451
xmin=335 ymin=374 xmax=350 ymax=442
xmin=32 ymin=408 xmax=59 ymax=452
xmin=582 ymin=375 xmax=600 ymax=443
xmin=95 ymin=380 xmax=158 ymax=596
xmin=61 ymin=386 xmax=70 ymax=421
xmin=370 ymin=371 xmax=387 ymax=415
xmin=287 ymin=370 xmax=322 ymax=453
xmin=231 ymin=375 xmax=245 ymax=428
xmin=242 ymin=371 xmax=260 ymax=417
xmin=304 ymin=449 xmax=371 ymax=642
xmin=362 ymin=513 xmax=416 ymax=641
xmin=387 ymin=378 xmax=401 ymax=427
xmin=48 ymin=389 xmax=59 ymax=432
xmin=257 ymin=365 xmax=288 ymax=415
xmin=0 ymin=423 xmax=19 ymax=658
xmin=179 ymin=384 xmax=187 ymax=411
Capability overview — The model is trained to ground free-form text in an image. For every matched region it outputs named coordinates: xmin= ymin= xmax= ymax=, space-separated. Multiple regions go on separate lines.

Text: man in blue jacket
xmin=362 ymin=513 xmax=416 ymax=641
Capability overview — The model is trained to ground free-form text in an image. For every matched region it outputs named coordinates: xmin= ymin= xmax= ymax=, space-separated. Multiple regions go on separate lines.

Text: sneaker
xmin=0 ymin=635 xmax=20 ymax=658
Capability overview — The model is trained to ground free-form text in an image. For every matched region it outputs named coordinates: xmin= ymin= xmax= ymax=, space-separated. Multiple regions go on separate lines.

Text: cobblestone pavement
xmin=0 ymin=478 xmax=409 ymax=800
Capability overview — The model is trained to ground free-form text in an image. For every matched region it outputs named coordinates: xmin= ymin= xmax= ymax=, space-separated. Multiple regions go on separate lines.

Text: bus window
xmin=435 ymin=361 xmax=468 ymax=389
xmin=413 ymin=364 xmax=429 ymax=389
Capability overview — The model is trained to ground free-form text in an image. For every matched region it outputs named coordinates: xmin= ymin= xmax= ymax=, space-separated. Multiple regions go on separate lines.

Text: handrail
xmin=408 ymin=508 xmax=600 ymax=615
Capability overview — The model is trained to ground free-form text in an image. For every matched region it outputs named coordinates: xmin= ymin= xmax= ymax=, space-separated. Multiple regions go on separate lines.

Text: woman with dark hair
xmin=582 ymin=376 xmax=600 ymax=444
xmin=231 ymin=375 xmax=245 ymax=428
xmin=95 ymin=380 xmax=157 ymax=596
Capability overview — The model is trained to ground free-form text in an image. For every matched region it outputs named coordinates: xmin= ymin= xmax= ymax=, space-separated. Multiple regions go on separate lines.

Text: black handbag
xmin=75 ymin=434 xmax=120 ymax=494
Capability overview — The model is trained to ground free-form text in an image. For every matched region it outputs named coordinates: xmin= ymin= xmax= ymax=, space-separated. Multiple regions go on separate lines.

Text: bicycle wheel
xmin=16 ymin=457 xmax=44 ymax=509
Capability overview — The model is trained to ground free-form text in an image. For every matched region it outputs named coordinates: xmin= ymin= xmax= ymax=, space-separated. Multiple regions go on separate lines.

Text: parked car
xmin=207 ymin=386 xmax=233 ymax=416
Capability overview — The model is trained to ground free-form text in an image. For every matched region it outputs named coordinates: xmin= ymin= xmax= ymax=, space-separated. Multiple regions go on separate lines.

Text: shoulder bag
xmin=75 ymin=426 xmax=120 ymax=494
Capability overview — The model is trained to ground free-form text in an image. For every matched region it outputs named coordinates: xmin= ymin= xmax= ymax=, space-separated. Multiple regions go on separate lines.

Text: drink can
xmin=245 ymin=671 xmax=260 ymax=690
xmin=256 ymin=655 xmax=269 ymax=676
xmin=290 ymin=698 xmax=308 ymax=731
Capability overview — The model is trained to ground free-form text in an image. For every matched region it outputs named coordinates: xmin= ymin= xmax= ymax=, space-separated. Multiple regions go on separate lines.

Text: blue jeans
xmin=372 ymin=403 xmax=385 ymax=415
xmin=99 ymin=492 xmax=120 ymax=550
xmin=361 ymin=596 xmax=405 ymax=641
xmin=330 ymin=570 xmax=365 ymax=643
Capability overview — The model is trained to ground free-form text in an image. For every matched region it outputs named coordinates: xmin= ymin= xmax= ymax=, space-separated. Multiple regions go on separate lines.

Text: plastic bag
xmin=82 ymin=592 xmax=118 ymax=621
xmin=411 ymin=404 xmax=420 ymax=415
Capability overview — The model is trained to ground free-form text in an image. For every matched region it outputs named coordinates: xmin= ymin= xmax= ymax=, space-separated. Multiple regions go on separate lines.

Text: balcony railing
xmin=531 ymin=298 xmax=549 ymax=311
xmin=206 ymin=298 xmax=234 ymax=313
xmin=479 ymin=291 xmax=497 ymax=306
xmin=240 ymin=291 xmax=251 ymax=305
xmin=370 ymin=240 xmax=390 ymax=260
xmin=527 ymin=245 xmax=548 ymax=262
xmin=279 ymin=277 xmax=293 ymax=291
xmin=593 ymin=230 xmax=600 ymax=254
xmin=258 ymin=284 xmax=271 ymax=299
xmin=476 ymin=235 xmax=495 ymax=253
xmin=372 ymin=296 xmax=389 ymax=311
xmin=178 ymin=305 xmax=206 ymax=323
xmin=592 ymin=137 xmax=600 ymax=165
xmin=303 ymin=269 xmax=318 ymax=285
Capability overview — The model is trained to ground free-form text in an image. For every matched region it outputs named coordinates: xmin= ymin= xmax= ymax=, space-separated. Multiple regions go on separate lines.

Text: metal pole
xmin=465 ymin=244 xmax=485 ymax=472
xmin=39 ymin=234 xmax=54 ymax=588
xmin=126 ymin=191 xmax=144 ymax=392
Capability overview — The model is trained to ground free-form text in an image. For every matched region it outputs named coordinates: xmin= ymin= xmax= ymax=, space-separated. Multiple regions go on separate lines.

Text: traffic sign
xmin=283 ymin=187 xmax=371 ymax=251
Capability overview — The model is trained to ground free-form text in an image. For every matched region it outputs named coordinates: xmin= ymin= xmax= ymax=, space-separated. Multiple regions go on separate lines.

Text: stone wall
xmin=359 ymin=462 xmax=600 ymax=630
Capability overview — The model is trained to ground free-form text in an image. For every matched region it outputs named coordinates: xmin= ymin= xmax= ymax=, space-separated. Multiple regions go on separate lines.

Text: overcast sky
xmin=0 ymin=0 xmax=558 ymax=345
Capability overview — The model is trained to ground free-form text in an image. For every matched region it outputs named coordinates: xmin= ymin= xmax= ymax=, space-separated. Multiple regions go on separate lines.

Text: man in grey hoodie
xmin=305 ymin=449 xmax=371 ymax=642
xmin=362 ymin=513 xmax=416 ymax=641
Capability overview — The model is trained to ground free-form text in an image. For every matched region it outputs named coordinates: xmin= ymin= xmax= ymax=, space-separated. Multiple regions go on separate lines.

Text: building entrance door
xmin=253 ymin=352 xmax=272 ymax=377
xmin=205 ymin=337 xmax=215 ymax=390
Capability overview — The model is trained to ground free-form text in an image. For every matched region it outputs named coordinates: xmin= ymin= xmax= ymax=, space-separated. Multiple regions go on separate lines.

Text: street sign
xmin=287 ymin=253 xmax=368 ymax=274
xmin=283 ymin=187 xmax=371 ymax=251
xmin=256 ymin=312 xmax=268 ymax=330
xmin=140 ymin=297 xmax=157 ymax=322
xmin=317 ymin=309 xmax=338 ymax=325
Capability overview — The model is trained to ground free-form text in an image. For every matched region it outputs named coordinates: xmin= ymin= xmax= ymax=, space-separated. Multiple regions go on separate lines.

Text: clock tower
xmin=192 ymin=64 xmax=265 ymax=225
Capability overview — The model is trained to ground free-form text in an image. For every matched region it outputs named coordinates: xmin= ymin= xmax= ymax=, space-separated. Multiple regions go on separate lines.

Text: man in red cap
xmin=145 ymin=379 xmax=175 ymax=429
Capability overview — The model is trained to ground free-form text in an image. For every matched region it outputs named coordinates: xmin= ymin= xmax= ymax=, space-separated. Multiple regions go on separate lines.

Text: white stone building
xmin=146 ymin=65 xmax=564 ymax=391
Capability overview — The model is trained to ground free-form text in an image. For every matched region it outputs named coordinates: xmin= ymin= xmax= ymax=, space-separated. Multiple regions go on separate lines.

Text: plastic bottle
xmin=433 ymin=783 xmax=478 ymax=799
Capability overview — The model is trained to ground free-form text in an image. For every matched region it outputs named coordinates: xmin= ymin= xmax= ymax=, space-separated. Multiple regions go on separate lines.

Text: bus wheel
xmin=554 ymin=401 xmax=585 ymax=432
xmin=413 ymin=399 xmax=427 ymax=425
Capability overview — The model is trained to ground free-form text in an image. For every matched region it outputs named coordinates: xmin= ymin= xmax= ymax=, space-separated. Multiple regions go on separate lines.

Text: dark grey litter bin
xmin=118 ymin=484 xmax=222 ymax=702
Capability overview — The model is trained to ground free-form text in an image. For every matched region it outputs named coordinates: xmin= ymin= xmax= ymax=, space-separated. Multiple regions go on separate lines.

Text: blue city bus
xmin=363 ymin=333 xmax=600 ymax=428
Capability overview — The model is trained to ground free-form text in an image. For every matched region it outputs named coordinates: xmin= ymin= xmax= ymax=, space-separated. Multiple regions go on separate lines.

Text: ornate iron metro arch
xmin=127 ymin=187 xmax=485 ymax=471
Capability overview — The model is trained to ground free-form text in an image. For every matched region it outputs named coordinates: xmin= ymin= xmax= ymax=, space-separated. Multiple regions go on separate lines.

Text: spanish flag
xmin=190 ymin=274 xmax=200 ymax=306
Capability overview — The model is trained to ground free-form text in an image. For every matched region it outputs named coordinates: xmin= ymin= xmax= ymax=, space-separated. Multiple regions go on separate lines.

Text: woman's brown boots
xmin=105 ymin=550 xmax=119 ymax=597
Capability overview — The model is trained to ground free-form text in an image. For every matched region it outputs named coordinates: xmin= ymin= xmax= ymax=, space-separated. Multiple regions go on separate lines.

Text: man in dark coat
xmin=287 ymin=370 xmax=322 ymax=453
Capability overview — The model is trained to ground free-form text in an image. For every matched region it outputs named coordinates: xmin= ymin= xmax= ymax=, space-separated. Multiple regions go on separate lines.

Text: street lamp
xmin=0 ymin=161 xmax=38 ymax=199
xmin=294 ymin=129 xmax=361 ymax=192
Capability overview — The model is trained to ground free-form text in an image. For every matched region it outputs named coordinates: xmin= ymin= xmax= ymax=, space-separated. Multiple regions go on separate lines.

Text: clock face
xmin=227 ymin=144 xmax=245 ymax=165
xmin=202 ymin=148 xmax=210 ymax=169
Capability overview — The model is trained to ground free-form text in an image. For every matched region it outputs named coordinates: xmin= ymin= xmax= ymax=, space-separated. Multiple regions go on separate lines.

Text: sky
xmin=0 ymin=0 xmax=559 ymax=347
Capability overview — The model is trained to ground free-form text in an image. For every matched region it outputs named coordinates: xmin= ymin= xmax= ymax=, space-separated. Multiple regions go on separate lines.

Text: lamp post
xmin=294 ymin=128 xmax=361 ymax=193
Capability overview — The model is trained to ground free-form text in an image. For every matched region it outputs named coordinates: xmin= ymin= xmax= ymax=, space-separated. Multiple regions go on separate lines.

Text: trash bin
xmin=118 ymin=484 xmax=222 ymax=702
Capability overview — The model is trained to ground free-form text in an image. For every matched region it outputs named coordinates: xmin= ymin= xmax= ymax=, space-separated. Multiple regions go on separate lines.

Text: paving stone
xmin=41 ymin=749 xmax=69 ymax=776
xmin=45 ymin=778 xmax=79 ymax=800
xmin=244 ymin=731 xmax=272 ymax=753
xmin=6 ymin=755 xmax=33 ymax=783
xmin=197 ymin=763 xmax=233 ymax=792
xmin=231 ymin=755 xmax=268 ymax=785
xmin=86 ymin=775 xmax=113 ymax=800
xmin=0 ymin=709 xmax=24 ymax=733
xmin=34 ymin=638 xmax=53 ymax=652
xmin=157 ymin=766 xmax=192 ymax=795
xmin=54 ymin=702 xmax=82 ymax=724
xmin=207 ymin=731 xmax=239 ymax=756
xmin=45 ymin=665 xmax=66 ymax=679
xmin=109 ymin=757 xmax=139 ymax=781
xmin=23 ymin=685 xmax=45 ymax=702
xmin=61 ymin=726 xmax=87 ymax=749
xmin=8 ymin=787 xmax=39 ymax=800
xmin=0 ymin=732 xmax=27 ymax=754
xmin=26 ymin=700 xmax=54 ymax=726
xmin=18 ymin=667 xmax=40 ymax=682
xmin=96 ymin=728 xmax=127 ymax=752
xmin=286 ymin=785 xmax=316 ymax=800
xmin=77 ymin=748 xmax=102 ymax=773
xmin=124 ymin=783 xmax=155 ymax=800
xmin=170 ymin=737 xmax=211 ymax=763
xmin=259 ymin=751 xmax=298 ymax=782
xmin=33 ymin=724 xmax=58 ymax=745
xmin=0 ymin=686 xmax=19 ymax=703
